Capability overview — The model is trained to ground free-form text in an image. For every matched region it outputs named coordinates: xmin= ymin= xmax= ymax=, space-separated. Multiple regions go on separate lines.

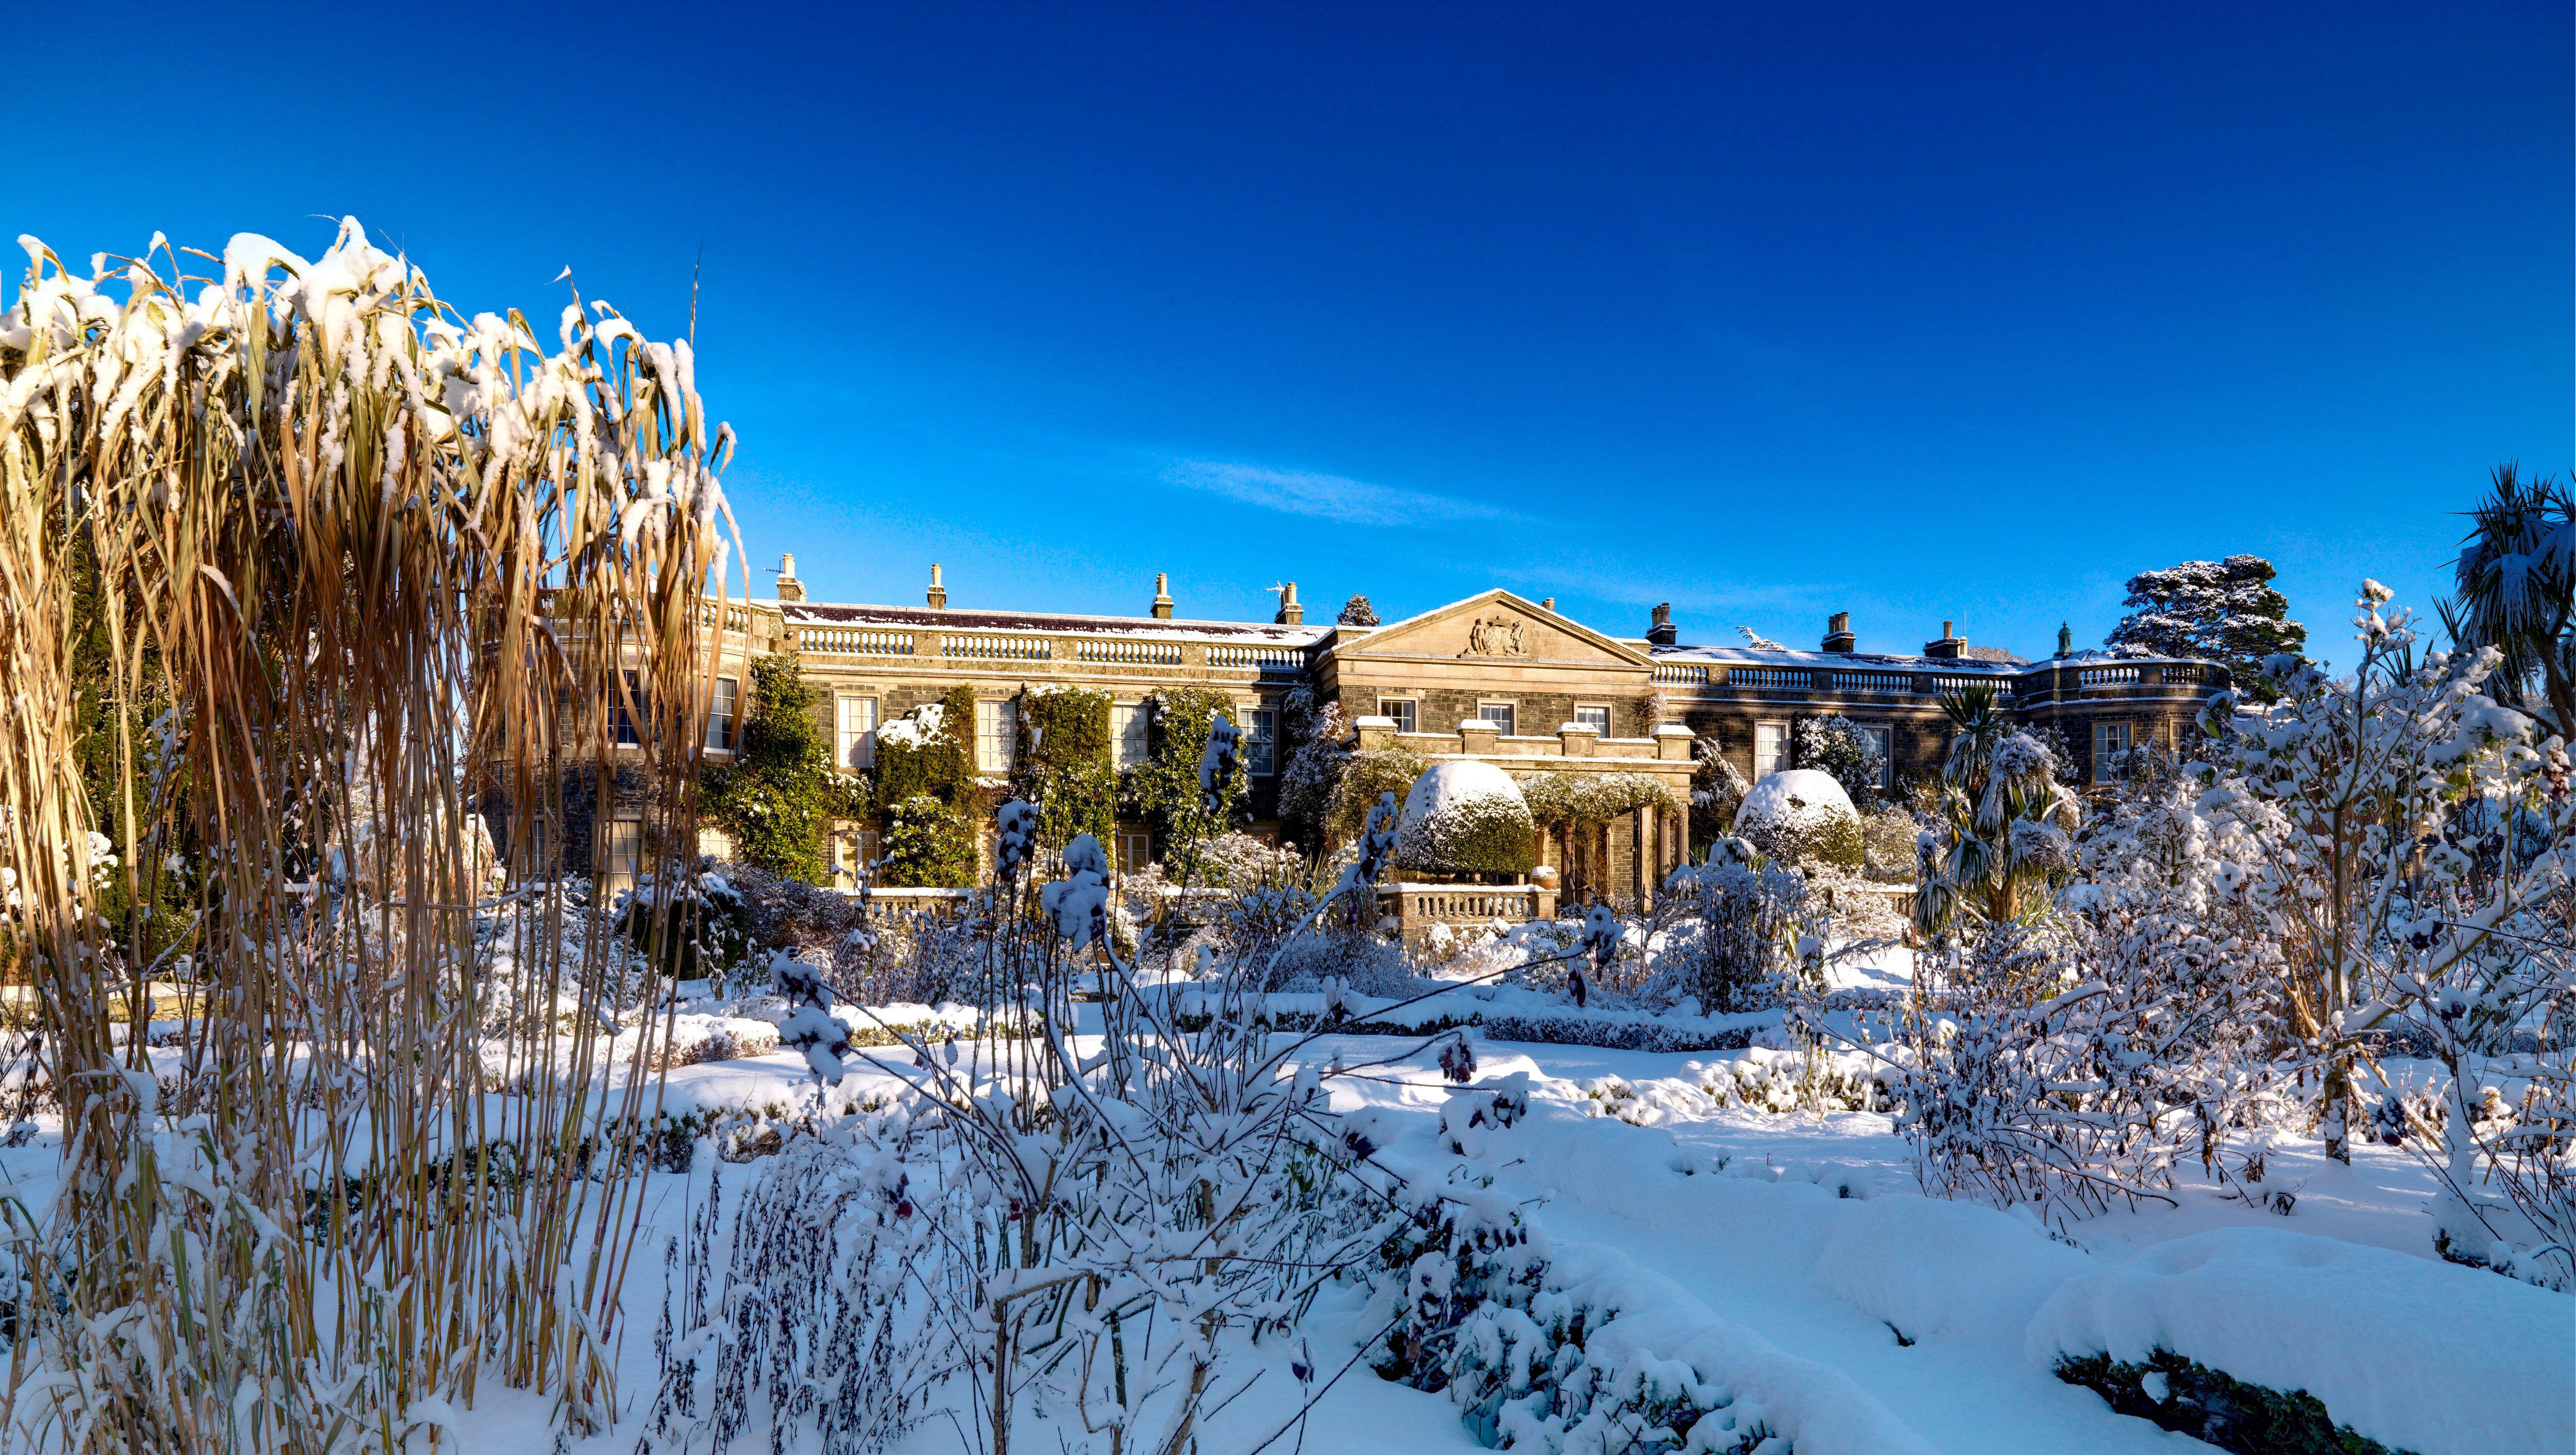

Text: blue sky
xmin=13 ymin=3 xmax=2568 ymax=660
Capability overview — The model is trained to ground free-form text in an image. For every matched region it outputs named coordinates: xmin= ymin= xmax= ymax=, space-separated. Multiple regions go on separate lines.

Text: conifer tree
xmin=2105 ymin=555 xmax=2307 ymax=697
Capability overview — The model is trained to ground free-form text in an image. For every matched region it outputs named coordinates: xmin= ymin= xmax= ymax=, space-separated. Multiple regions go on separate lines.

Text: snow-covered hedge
xmin=2026 ymin=1227 xmax=2574 ymax=1455
xmin=1396 ymin=760 xmax=1538 ymax=877
xmin=1731 ymin=769 xmax=1863 ymax=869
xmin=1482 ymin=1007 xmax=1771 ymax=1055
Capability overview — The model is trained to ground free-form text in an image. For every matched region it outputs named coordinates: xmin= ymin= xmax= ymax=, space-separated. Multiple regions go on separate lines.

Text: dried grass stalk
xmin=0 ymin=221 xmax=738 ymax=1451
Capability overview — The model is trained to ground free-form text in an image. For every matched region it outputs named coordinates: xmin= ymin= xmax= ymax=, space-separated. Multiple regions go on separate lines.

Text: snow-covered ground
xmin=7 ymin=998 xmax=2545 ymax=1455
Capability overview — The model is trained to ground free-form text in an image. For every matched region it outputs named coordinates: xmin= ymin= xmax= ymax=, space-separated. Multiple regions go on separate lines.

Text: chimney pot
xmin=1924 ymin=619 xmax=1965 ymax=659
xmin=775 ymin=553 xmax=805 ymax=603
xmin=926 ymin=562 xmax=946 ymax=610
xmin=1646 ymin=602 xmax=1677 ymax=647
xmin=1822 ymin=610 xmax=1856 ymax=654
xmin=1541 ymin=597 xmax=1555 ymax=611
xmin=1151 ymin=572 xmax=1174 ymax=620
xmin=1275 ymin=580 xmax=1303 ymax=625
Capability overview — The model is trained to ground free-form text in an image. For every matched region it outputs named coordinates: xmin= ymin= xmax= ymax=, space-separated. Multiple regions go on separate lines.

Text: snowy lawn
xmin=5 ymin=1016 xmax=2543 ymax=1454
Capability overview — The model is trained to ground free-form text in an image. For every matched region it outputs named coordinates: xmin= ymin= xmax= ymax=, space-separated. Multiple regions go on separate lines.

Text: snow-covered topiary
xmin=1394 ymin=760 xmax=1537 ymax=878
xmin=1730 ymin=768 xmax=1863 ymax=869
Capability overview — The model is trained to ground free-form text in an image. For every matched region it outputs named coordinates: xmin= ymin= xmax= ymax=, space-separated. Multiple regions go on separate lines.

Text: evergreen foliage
xmin=2106 ymin=555 xmax=2307 ymax=698
xmin=2054 ymin=1351 xmax=2398 ymax=1455
xmin=2443 ymin=462 xmax=2576 ymax=734
xmin=1912 ymin=683 xmax=2081 ymax=934
xmin=1328 ymin=746 xmax=1431 ymax=845
xmin=879 ymin=793 xmax=979 ymax=888
xmin=1794 ymin=714 xmax=1889 ymax=804
xmin=1126 ymin=687 xmax=1246 ymax=882
xmin=1014 ymin=686 xmax=1116 ymax=854
xmin=874 ymin=688 xmax=974 ymax=804
xmin=1276 ymin=696 xmax=1351 ymax=853
xmin=702 ymin=655 xmax=867 ymax=883
xmin=1337 ymin=594 xmax=1379 ymax=626
xmin=1513 ymin=772 xmax=1685 ymax=827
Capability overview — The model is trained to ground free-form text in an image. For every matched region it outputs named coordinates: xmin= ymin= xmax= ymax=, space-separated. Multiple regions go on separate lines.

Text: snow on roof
xmin=762 ymin=600 xmax=1329 ymax=646
xmin=1650 ymin=643 xmax=2219 ymax=674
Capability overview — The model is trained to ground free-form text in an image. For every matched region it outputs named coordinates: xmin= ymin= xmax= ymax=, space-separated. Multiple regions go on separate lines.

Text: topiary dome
xmin=1393 ymin=760 xmax=1538 ymax=878
xmin=1731 ymin=768 xmax=1864 ymax=869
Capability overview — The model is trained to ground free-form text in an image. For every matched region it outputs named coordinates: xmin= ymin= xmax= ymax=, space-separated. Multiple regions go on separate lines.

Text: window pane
xmin=707 ymin=675 xmax=738 ymax=751
xmin=1477 ymin=702 xmax=1516 ymax=737
xmin=1113 ymin=704 xmax=1148 ymax=767
xmin=603 ymin=818 xmax=643 ymax=898
xmin=1754 ymin=721 xmax=1789 ymax=779
xmin=1248 ymin=709 xmax=1276 ymax=776
xmin=616 ymin=670 xmax=643 ymax=746
xmin=1379 ymin=699 xmax=1417 ymax=734
xmin=838 ymin=695 xmax=878 ymax=771
xmin=1574 ymin=705 xmax=1610 ymax=732
xmin=977 ymin=700 xmax=1017 ymax=773
xmin=1861 ymin=725 xmax=1894 ymax=788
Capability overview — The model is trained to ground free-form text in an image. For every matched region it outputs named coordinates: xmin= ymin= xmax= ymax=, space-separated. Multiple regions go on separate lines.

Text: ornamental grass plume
xmin=0 ymin=220 xmax=738 ymax=1448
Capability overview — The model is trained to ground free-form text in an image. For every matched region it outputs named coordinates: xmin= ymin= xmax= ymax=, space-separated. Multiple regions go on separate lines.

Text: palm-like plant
xmin=2443 ymin=462 xmax=2576 ymax=735
xmin=1912 ymin=683 xmax=2081 ymax=937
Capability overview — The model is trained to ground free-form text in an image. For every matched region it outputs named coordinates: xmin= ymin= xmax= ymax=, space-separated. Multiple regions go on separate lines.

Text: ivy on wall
xmin=881 ymin=792 xmax=978 ymax=888
xmin=1126 ymin=686 xmax=1247 ymax=883
xmin=872 ymin=682 xmax=981 ymax=887
xmin=1015 ymin=684 xmax=1116 ymax=854
xmin=1514 ymin=772 xmax=1685 ymax=828
xmin=701 ymin=654 xmax=869 ymax=883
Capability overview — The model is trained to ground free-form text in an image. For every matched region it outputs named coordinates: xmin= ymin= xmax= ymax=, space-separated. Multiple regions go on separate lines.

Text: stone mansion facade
xmin=672 ymin=557 xmax=2229 ymax=904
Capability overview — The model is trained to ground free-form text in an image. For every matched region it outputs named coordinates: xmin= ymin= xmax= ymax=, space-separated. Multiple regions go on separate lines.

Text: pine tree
xmin=1337 ymin=594 xmax=1379 ymax=626
xmin=2105 ymin=555 xmax=2307 ymax=697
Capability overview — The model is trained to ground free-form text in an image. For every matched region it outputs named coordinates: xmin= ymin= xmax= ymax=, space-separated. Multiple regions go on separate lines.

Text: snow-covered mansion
xmin=670 ymin=557 xmax=2230 ymax=903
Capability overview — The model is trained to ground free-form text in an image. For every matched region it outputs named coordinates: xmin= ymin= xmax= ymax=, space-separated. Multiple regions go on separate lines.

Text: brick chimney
xmin=775 ymin=553 xmax=805 ymax=603
xmin=1924 ymin=619 xmax=1966 ymax=659
xmin=1646 ymin=603 xmax=1677 ymax=646
xmin=1822 ymin=610 xmax=1856 ymax=654
xmin=1151 ymin=572 xmax=1174 ymax=620
xmin=1275 ymin=580 xmax=1303 ymax=625
xmin=926 ymin=563 xmax=946 ymax=610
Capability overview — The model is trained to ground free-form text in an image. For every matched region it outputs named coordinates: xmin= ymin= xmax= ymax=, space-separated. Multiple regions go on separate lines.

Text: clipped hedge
xmin=1514 ymin=771 xmax=1686 ymax=827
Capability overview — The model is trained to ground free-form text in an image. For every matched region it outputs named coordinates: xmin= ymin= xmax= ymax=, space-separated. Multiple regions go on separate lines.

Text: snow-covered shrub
xmin=1330 ymin=744 xmax=1433 ymax=844
xmin=1277 ymin=697 xmax=1352 ymax=851
xmin=1650 ymin=857 xmax=1820 ymax=1015
xmin=1729 ymin=768 xmax=1863 ymax=869
xmin=1793 ymin=714 xmax=1888 ymax=805
xmin=1857 ymin=803 xmax=1926 ymax=883
xmin=1396 ymin=760 xmax=1538 ymax=878
xmin=2030 ymin=1226 xmax=2572 ymax=1455
xmin=618 ymin=867 xmax=754 ymax=987
xmin=1689 ymin=732 xmax=1752 ymax=845
xmin=646 ymin=1123 xmax=948 ymax=1455
xmin=1193 ymin=830 xmax=1303 ymax=888
xmin=2200 ymin=582 xmax=2574 ymax=1243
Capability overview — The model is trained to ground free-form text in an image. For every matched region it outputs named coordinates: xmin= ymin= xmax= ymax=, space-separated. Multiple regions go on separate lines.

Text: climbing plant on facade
xmin=1014 ymin=684 xmax=1116 ymax=856
xmin=702 ymin=653 xmax=868 ymax=883
xmin=1127 ymin=686 xmax=1246 ymax=883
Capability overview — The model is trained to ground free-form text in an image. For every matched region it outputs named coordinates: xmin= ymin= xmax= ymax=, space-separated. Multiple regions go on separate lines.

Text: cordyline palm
xmin=1913 ymin=683 xmax=2080 ymax=937
xmin=2444 ymin=462 xmax=2576 ymax=737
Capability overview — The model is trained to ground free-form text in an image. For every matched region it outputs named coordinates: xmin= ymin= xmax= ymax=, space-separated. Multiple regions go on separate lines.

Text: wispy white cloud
xmin=1158 ymin=458 xmax=1524 ymax=528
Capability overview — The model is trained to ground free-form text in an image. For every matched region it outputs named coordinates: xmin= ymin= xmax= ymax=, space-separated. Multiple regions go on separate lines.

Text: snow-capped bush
xmin=1395 ymin=760 xmax=1538 ymax=878
xmin=1193 ymin=829 xmax=1303 ymax=887
xmin=1730 ymin=768 xmax=1863 ymax=869
xmin=1793 ymin=714 xmax=1888 ymax=805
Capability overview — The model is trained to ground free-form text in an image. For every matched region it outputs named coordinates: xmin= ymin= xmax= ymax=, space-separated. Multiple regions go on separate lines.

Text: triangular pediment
xmin=1329 ymin=591 xmax=1651 ymax=668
